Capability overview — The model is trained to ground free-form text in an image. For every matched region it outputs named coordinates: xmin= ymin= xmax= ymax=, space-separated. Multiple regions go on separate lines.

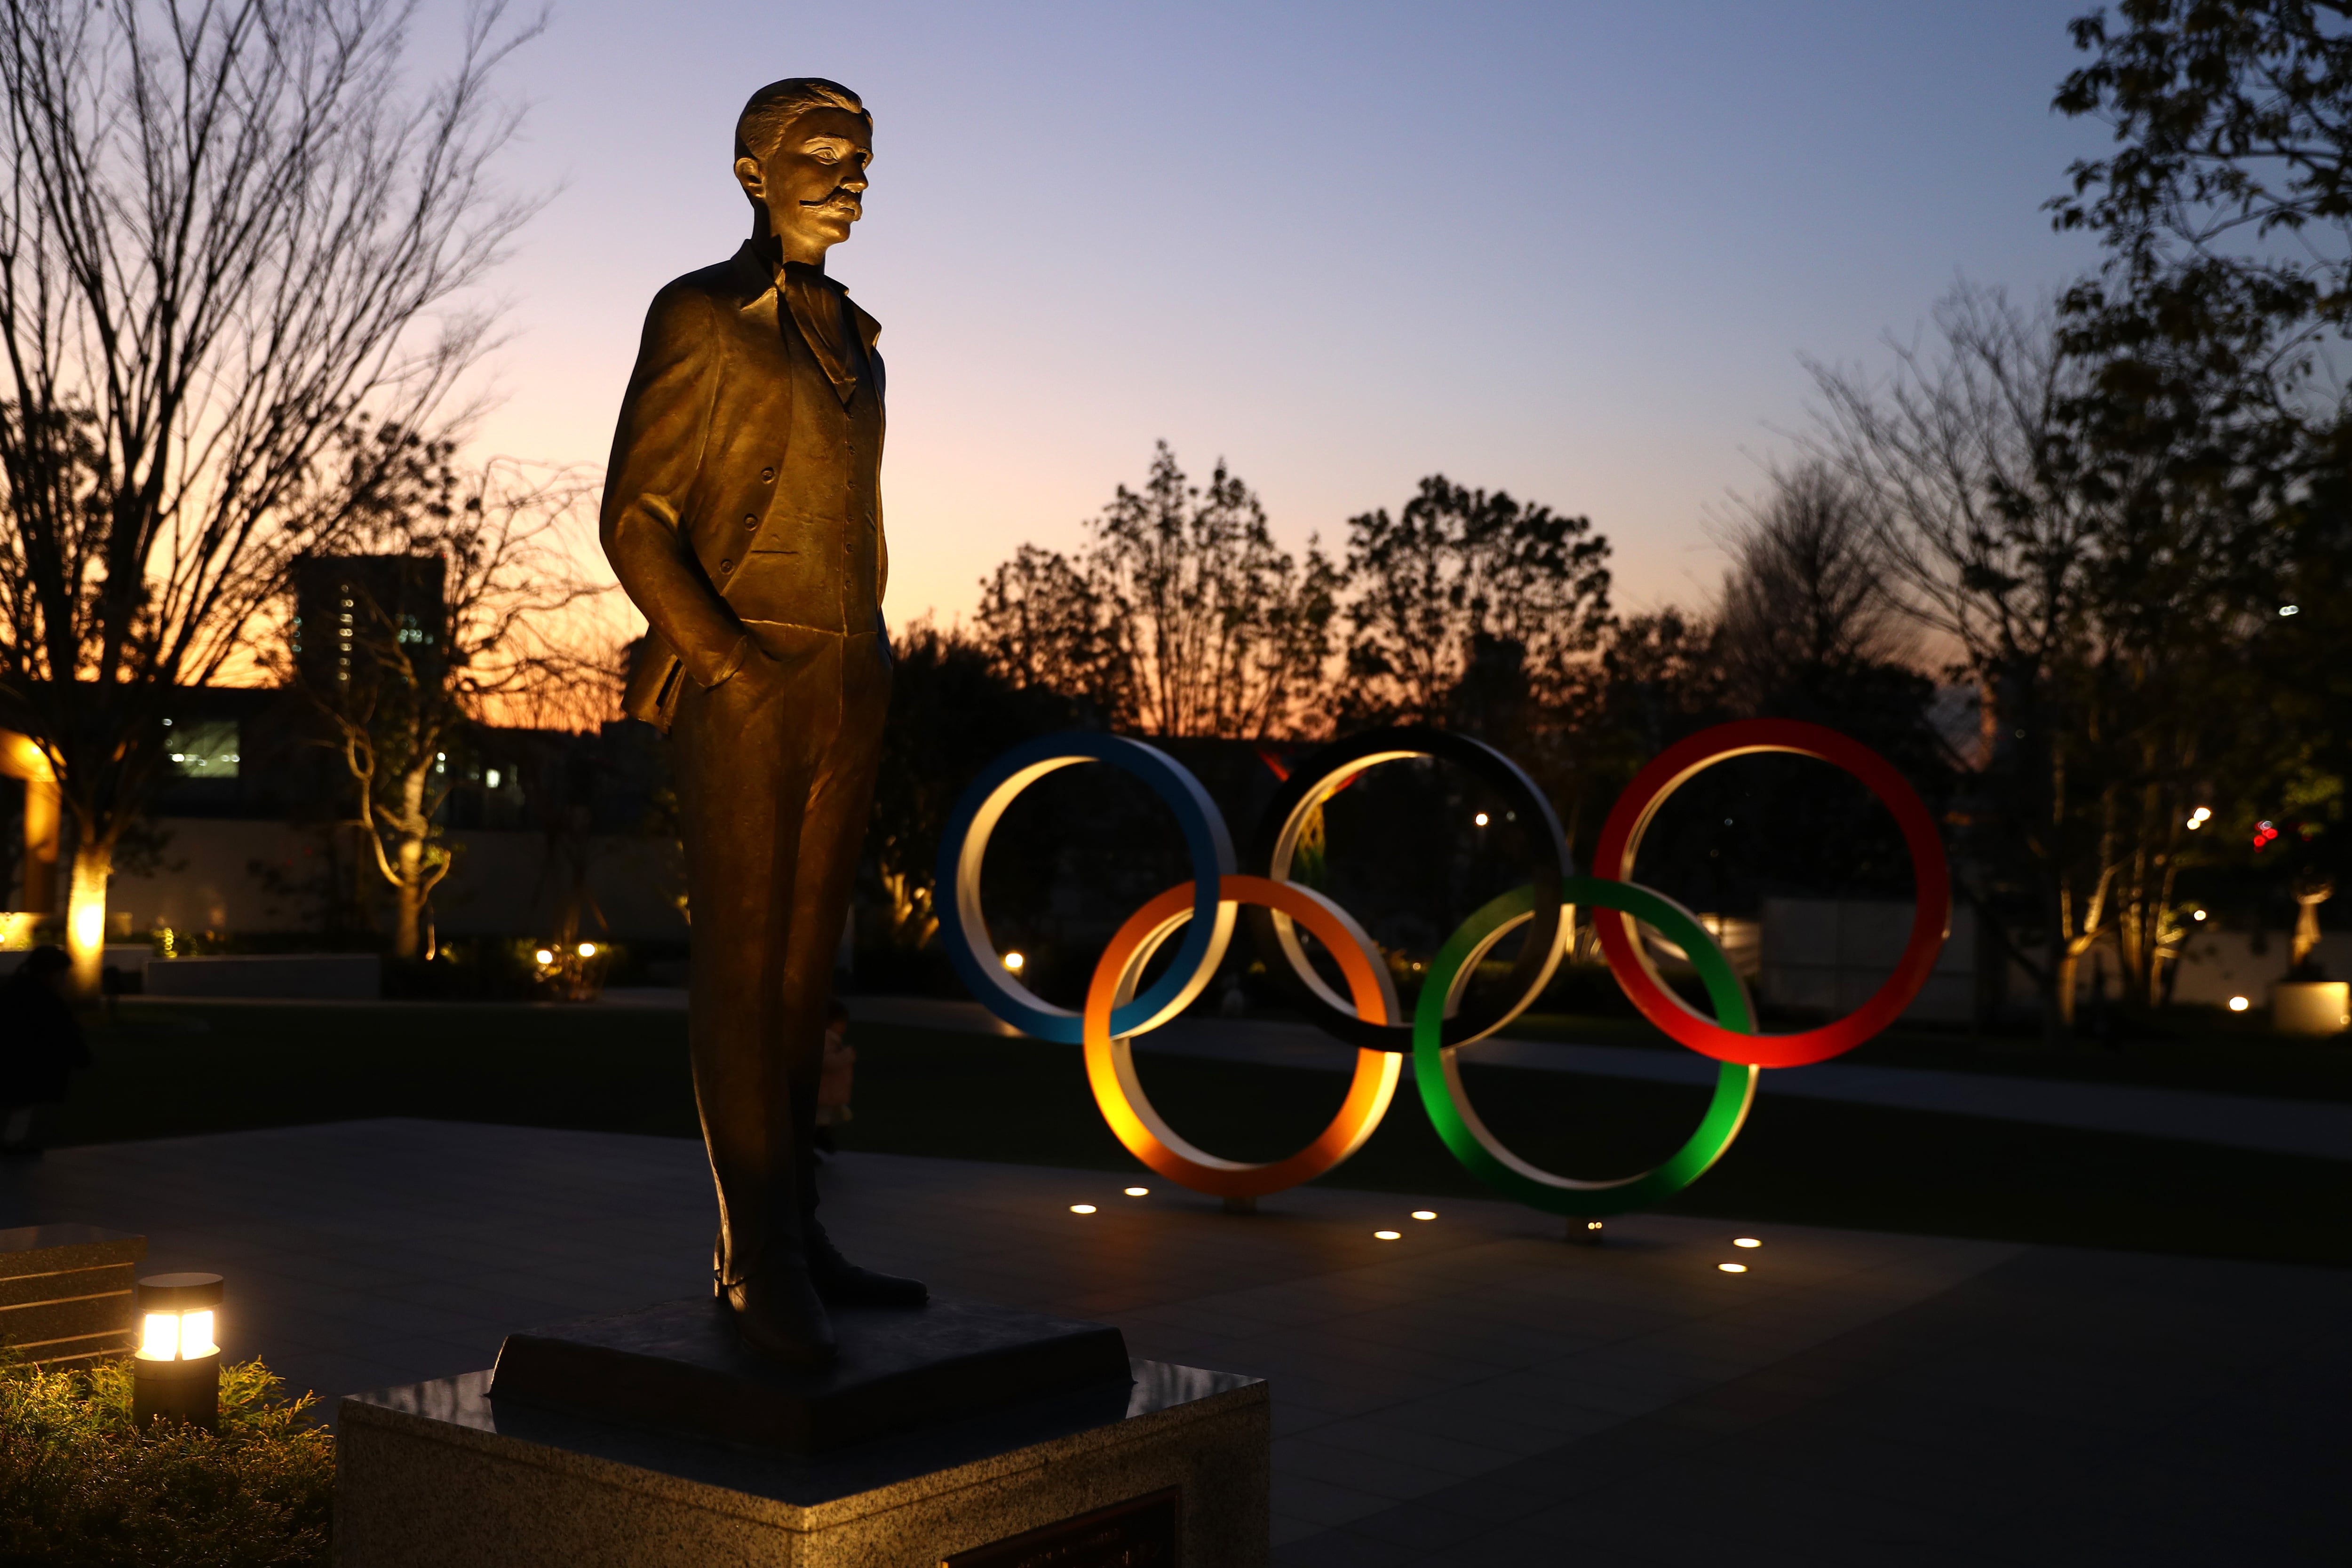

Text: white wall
xmin=1759 ymin=896 xmax=1979 ymax=1025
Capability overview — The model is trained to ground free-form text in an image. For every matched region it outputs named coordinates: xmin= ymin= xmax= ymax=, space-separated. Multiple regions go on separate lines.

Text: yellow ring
xmin=1083 ymin=874 xmax=1403 ymax=1199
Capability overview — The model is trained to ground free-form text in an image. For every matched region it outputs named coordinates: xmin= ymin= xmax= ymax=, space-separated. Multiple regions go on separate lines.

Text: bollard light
xmin=133 ymin=1272 xmax=222 ymax=1431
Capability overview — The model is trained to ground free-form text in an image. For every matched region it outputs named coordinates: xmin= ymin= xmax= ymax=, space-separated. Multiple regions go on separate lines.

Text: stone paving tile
xmin=1268 ymin=1470 xmax=1398 ymax=1529
xmin=1276 ymin=1242 xmax=2352 ymax=1565
xmin=1302 ymin=1417 xmax=1521 ymax=1479
xmin=5 ymin=1120 xmax=2339 ymax=1564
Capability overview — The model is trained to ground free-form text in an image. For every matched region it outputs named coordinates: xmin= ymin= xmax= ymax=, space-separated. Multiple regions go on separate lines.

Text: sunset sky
xmin=454 ymin=0 xmax=2110 ymax=637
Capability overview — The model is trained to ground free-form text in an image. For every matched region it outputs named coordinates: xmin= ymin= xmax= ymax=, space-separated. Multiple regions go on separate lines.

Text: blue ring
xmin=936 ymin=732 xmax=1236 ymax=1043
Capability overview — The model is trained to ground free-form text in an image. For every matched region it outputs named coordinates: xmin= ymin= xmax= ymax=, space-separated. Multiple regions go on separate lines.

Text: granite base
xmin=336 ymin=1359 xmax=1267 ymax=1567
xmin=0 ymin=1223 xmax=144 ymax=1366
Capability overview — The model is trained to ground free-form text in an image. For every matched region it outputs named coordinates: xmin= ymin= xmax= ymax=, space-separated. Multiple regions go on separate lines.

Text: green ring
xmin=1412 ymin=878 xmax=1759 ymax=1217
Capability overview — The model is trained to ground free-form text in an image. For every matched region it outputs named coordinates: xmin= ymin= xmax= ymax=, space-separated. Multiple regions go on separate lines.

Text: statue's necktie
xmin=780 ymin=262 xmax=860 ymax=407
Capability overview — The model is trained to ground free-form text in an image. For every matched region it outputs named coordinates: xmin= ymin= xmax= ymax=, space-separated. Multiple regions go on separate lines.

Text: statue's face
xmin=735 ymin=107 xmax=872 ymax=264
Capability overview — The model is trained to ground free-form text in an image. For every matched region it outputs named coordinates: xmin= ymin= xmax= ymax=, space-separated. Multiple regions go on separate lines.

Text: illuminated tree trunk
xmin=65 ymin=841 xmax=112 ymax=999
xmin=2292 ymin=875 xmax=2334 ymax=972
xmin=382 ymin=760 xmax=438 ymax=962
xmin=392 ymin=843 xmax=427 ymax=961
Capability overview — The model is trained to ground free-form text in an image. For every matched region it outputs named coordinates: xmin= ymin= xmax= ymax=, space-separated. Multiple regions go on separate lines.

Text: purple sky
xmin=456 ymin=0 xmax=2111 ymax=636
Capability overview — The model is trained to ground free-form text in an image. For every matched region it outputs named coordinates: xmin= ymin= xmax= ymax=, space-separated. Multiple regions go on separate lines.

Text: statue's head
xmin=734 ymin=78 xmax=872 ymax=265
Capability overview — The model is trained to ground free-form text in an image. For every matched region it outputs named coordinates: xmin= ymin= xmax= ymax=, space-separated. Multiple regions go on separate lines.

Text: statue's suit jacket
xmin=603 ymin=239 xmax=887 ymax=727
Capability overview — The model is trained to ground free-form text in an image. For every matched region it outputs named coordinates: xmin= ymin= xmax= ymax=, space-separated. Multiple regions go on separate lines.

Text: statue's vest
xmin=723 ymin=306 xmax=882 ymax=636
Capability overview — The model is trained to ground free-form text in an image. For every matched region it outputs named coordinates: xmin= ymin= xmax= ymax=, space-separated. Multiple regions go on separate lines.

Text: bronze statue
xmin=603 ymin=77 xmax=924 ymax=1367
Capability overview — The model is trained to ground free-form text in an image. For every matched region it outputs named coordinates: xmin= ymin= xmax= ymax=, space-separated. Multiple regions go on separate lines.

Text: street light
xmin=133 ymin=1272 xmax=222 ymax=1431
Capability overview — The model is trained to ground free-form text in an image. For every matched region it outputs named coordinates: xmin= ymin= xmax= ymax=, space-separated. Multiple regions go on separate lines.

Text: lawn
xmin=35 ymin=1000 xmax=2352 ymax=1271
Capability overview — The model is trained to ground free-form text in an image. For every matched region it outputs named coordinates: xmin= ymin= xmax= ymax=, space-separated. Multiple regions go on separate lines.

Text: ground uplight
xmin=1124 ymin=1187 xmax=1149 ymax=1197
xmin=1069 ymin=1204 xmax=1096 ymax=1214
xmin=1732 ymin=1237 xmax=1761 ymax=1249
xmin=1374 ymin=1230 xmax=1401 ymax=1241
xmin=1411 ymin=1211 xmax=1437 ymax=1221
xmin=1718 ymin=1263 xmax=1748 ymax=1274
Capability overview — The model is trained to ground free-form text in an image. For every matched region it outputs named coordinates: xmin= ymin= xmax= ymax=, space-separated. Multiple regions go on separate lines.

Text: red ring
xmin=1591 ymin=719 xmax=1950 ymax=1069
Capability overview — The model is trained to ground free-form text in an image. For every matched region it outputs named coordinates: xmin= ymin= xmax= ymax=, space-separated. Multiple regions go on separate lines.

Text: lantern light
xmin=1003 ymin=951 xmax=1025 ymax=972
xmin=133 ymin=1273 xmax=223 ymax=1431
xmin=2229 ymin=996 xmax=2250 ymax=1013
xmin=1474 ymin=812 xmax=1489 ymax=827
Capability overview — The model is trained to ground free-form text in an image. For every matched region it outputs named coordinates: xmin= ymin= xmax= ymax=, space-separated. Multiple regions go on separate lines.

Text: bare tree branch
xmin=0 ymin=0 xmax=542 ymax=989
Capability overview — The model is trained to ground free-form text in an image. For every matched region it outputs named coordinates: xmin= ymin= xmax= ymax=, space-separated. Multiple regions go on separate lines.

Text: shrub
xmin=0 ymin=1356 xmax=333 ymax=1567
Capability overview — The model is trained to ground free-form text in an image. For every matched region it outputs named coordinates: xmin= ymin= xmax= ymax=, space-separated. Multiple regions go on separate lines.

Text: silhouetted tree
xmin=975 ymin=444 xmax=1341 ymax=737
xmin=1808 ymin=283 xmax=2297 ymax=1025
xmin=0 ymin=0 xmax=541 ymax=991
xmin=869 ymin=620 xmax=1078 ymax=949
xmin=265 ymin=451 xmax=606 ymax=960
xmin=1341 ymin=476 xmax=1612 ymax=731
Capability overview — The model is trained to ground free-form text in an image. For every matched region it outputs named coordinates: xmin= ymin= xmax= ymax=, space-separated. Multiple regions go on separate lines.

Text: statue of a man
xmin=602 ymin=77 xmax=924 ymax=1367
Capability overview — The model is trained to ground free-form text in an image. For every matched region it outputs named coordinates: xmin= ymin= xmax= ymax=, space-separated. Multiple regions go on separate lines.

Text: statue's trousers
xmin=672 ymin=621 xmax=890 ymax=1286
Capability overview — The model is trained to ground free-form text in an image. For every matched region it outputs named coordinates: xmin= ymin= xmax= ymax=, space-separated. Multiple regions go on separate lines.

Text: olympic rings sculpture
xmin=934 ymin=719 xmax=1949 ymax=1218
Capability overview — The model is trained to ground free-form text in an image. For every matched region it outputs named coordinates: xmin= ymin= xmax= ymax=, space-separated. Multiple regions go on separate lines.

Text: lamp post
xmin=133 ymin=1272 xmax=222 ymax=1431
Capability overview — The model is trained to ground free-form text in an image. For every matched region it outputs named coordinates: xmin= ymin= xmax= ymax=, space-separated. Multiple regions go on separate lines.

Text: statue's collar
xmin=728 ymin=240 xmax=849 ymax=312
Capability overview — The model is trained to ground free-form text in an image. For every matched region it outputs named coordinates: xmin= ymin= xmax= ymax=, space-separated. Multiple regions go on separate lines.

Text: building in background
xmin=291 ymin=554 xmax=448 ymax=692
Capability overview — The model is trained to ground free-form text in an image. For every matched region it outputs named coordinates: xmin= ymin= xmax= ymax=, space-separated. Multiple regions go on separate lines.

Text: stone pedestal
xmin=337 ymin=1357 xmax=1267 ymax=1566
xmin=0 ymin=1223 xmax=144 ymax=1366
xmin=2274 ymin=980 xmax=2351 ymax=1036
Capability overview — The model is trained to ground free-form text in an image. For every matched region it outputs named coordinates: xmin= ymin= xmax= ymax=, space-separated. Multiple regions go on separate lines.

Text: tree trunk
xmin=65 ymin=840 xmax=112 ymax=999
xmin=2049 ymin=945 xmax=2079 ymax=1044
xmin=392 ymin=835 xmax=426 ymax=960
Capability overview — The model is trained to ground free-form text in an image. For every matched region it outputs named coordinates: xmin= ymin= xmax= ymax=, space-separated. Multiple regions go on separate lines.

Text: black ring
xmin=1244 ymin=726 xmax=1573 ymax=1052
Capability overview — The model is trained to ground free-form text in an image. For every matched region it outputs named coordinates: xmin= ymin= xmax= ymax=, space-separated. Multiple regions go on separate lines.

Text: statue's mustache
xmin=801 ymin=186 xmax=860 ymax=208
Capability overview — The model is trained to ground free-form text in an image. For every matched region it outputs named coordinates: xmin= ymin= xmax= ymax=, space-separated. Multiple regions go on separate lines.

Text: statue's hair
xmin=735 ymin=78 xmax=868 ymax=164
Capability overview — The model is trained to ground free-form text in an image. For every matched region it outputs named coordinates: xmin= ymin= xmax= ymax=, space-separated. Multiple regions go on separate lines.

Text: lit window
xmin=167 ymin=720 xmax=239 ymax=780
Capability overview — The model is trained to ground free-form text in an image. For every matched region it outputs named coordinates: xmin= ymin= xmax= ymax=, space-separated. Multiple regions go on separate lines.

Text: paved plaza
xmin=3 ymin=1118 xmax=2344 ymax=1564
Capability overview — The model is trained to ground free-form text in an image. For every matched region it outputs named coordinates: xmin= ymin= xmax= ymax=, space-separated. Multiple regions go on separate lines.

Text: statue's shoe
xmin=723 ymin=1266 xmax=839 ymax=1368
xmin=807 ymin=1220 xmax=929 ymax=1308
